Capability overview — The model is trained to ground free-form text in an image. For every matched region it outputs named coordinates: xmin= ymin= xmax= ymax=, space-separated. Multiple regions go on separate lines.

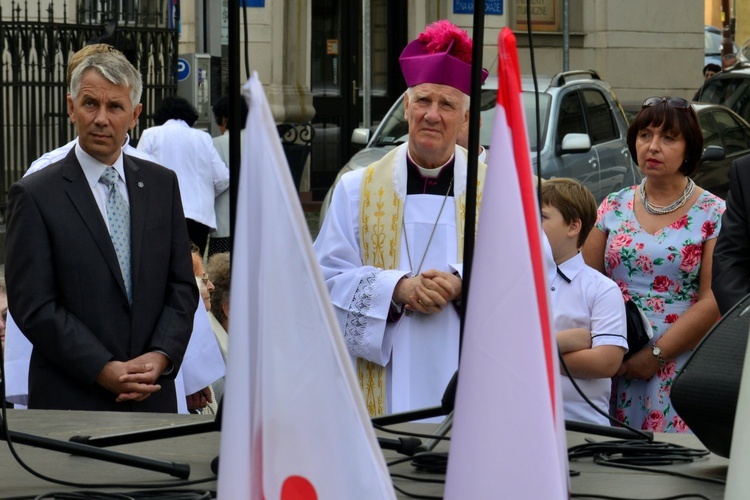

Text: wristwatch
xmin=651 ymin=344 xmax=666 ymax=367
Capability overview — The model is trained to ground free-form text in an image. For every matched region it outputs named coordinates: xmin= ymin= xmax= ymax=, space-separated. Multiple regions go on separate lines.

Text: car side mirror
xmin=351 ymin=128 xmax=371 ymax=146
xmin=557 ymin=133 xmax=592 ymax=155
xmin=701 ymin=145 xmax=726 ymax=162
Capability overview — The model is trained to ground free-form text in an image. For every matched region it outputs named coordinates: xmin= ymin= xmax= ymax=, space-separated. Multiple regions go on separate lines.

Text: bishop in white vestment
xmin=314 ymin=20 xmax=488 ymax=417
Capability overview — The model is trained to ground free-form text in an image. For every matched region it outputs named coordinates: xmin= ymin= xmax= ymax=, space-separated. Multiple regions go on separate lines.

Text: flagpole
xmin=228 ymin=0 xmax=241 ymax=252
xmin=460 ymin=0 xmax=485 ymax=350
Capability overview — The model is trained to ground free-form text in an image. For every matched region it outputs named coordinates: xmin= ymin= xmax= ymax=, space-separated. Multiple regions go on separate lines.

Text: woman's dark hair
xmin=212 ymin=95 xmax=249 ymax=130
xmin=212 ymin=96 xmax=229 ymax=127
xmin=154 ymin=95 xmax=199 ymax=127
xmin=626 ymin=100 xmax=703 ymax=177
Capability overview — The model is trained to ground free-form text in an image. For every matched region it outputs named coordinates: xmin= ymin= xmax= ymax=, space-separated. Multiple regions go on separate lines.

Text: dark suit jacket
xmin=5 ymin=149 xmax=198 ymax=412
xmin=713 ymin=155 xmax=750 ymax=315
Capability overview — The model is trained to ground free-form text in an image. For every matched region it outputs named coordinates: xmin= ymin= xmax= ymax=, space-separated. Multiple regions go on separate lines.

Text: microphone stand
xmin=0 ymin=412 xmax=190 ymax=479
xmin=69 ymin=399 xmax=222 ymax=448
xmin=69 ymin=418 xmax=220 ymax=447
xmin=416 ymin=411 xmax=453 ymax=453
xmin=370 ymin=371 xmax=458 ymax=457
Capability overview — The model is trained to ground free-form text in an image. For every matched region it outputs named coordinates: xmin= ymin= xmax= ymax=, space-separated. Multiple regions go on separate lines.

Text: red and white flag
xmin=444 ymin=28 xmax=569 ymax=498
xmin=217 ymin=73 xmax=395 ymax=500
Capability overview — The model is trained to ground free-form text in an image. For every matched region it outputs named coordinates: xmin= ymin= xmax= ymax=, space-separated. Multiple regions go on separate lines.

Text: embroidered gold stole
xmin=356 ymin=146 xmax=486 ymax=416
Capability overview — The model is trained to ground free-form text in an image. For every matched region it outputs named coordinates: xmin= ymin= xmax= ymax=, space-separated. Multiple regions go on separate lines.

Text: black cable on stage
xmin=520 ymin=3 xmax=716 ymax=495
xmin=242 ymin=3 xmax=250 ymax=81
xmin=373 ymin=422 xmax=451 ymax=442
xmin=391 ymin=483 xmax=442 ymax=500
xmin=524 ymin=0 xmax=660 ymax=447
xmin=519 ymin=0 xmax=653 ymax=447
xmin=410 ymin=452 xmax=448 ymax=474
xmin=521 ymin=0 xmax=638 ymax=440
xmin=558 ymin=350 xmax=653 ymax=441
xmin=21 ymin=490 xmax=215 ymax=500
xmin=388 ymin=474 xmax=445 ymax=485
xmin=593 ymin=454 xmax=724 ymax=486
xmin=569 ymin=439 xmax=710 ymax=465
xmin=386 ymin=455 xmax=416 ymax=468
xmin=569 ymin=437 xmax=723 ymax=489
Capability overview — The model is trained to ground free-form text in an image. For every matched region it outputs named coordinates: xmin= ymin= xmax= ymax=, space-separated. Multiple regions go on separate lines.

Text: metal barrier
xmin=277 ymin=122 xmax=315 ymax=190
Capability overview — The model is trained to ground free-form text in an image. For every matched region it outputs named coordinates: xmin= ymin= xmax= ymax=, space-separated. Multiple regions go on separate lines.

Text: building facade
xmin=176 ymin=0 xmax=705 ymax=199
xmin=0 ymin=0 xmax=710 ymax=201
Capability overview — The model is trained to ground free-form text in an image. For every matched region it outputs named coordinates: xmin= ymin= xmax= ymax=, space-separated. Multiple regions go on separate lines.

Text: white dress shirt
xmin=74 ymin=145 xmax=129 ymax=228
xmin=551 ymin=252 xmax=628 ymax=426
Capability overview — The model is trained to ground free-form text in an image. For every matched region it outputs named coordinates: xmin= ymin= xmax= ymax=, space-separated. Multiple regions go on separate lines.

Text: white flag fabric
xmin=444 ymin=28 xmax=569 ymax=499
xmin=217 ymin=73 xmax=395 ymax=500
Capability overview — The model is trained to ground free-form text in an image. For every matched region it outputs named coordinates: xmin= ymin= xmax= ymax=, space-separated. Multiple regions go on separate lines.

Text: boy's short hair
xmin=541 ymin=178 xmax=597 ymax=248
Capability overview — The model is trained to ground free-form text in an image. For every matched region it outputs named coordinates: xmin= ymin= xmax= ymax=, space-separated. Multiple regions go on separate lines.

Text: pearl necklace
xmin=638 ymin=177 xmax=695 ymax=215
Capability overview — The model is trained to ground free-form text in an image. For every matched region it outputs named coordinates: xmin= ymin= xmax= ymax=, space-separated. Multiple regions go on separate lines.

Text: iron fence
xmin=0 ymin=0 xmax=179 ymax=222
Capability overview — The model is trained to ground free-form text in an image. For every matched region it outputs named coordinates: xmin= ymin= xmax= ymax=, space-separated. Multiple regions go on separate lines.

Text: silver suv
xmin=319 ymin=70 xmax=640 ymax=225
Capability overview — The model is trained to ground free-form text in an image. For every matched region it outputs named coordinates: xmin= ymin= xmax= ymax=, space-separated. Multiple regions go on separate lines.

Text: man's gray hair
xmin=70 ymin=51 xmax=143 ymax=107
xmin=406 ymin=86 xmax=471 ymax=114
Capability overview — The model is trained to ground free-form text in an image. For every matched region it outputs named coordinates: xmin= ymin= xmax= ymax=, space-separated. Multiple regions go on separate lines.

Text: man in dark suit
xmin=713 ymin=156 xmax=750 ymax=315
xmin=5 ymin=51 xmax=198 ymax=412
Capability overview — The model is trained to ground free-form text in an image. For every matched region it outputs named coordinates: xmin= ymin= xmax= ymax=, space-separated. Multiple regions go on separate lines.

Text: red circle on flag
xmin=281 ymin=475 xmax=317 ymax=500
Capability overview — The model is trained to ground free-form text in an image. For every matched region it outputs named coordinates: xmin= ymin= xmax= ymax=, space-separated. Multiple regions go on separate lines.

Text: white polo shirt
xmin=551 ymin=252 xmax=628 ymax=426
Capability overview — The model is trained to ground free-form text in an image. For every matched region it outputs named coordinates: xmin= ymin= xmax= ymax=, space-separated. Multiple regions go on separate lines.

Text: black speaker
xmin=672 ymin=293 xmax=750 ymax=458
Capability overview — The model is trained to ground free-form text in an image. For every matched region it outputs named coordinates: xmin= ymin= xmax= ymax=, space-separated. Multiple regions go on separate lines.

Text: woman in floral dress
xmin=582 ymin=97 xmax=725 ymax=432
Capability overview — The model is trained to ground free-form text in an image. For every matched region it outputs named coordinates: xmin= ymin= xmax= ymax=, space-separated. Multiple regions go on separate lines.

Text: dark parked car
xmin=320 ymin=70 xmax=641 ymax=225
xmin=694 ymin=62 xmax=750 ymax=123
xmin=693 ymin=102 xmax=750 ymax=199
xmin=623 ymin=101 xmax=750 ymax=200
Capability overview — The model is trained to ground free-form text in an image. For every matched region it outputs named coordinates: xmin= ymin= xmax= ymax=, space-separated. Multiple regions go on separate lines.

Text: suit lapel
xmin=62 ymin=151 xmax=129 ymax=299
xmin=124 ymin=154 xmax=146 ymax=294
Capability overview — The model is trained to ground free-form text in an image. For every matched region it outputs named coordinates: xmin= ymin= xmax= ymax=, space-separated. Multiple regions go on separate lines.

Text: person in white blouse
xmin=542 ymin=178 xmax=627 ymax=426
xmin=137 ymin=96 xmax=229 ymax=255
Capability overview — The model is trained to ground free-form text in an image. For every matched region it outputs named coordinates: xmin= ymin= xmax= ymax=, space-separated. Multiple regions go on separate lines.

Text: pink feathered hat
xmin=399 ymin=20 xmax=488 ymax=95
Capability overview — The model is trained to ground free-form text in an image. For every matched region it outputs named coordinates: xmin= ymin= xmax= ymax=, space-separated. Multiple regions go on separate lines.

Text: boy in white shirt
xmin=542 ymin=178 xmax=627 ymax=426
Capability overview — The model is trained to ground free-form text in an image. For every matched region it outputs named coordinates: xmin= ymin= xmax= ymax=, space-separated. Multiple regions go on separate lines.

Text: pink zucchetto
xmin=399 ymin=20 xmax=489 ymax=96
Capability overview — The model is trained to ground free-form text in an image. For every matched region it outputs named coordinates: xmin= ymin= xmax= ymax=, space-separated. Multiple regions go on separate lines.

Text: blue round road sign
xmin=177 ymin=58 xmax=190 ymax=81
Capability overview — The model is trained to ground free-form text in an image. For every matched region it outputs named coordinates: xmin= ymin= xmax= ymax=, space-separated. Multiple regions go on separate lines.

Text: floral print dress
xmin=596 ymin=186 xmax=725 ymax=432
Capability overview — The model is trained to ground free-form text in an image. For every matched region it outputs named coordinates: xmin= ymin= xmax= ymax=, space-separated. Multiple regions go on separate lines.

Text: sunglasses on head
xmin=642 ymin=96 xmax=690 ymax=110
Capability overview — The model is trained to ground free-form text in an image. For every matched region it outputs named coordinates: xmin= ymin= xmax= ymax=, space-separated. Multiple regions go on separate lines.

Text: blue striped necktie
xmin=100 ymin=167 xmax=132 ymax=303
